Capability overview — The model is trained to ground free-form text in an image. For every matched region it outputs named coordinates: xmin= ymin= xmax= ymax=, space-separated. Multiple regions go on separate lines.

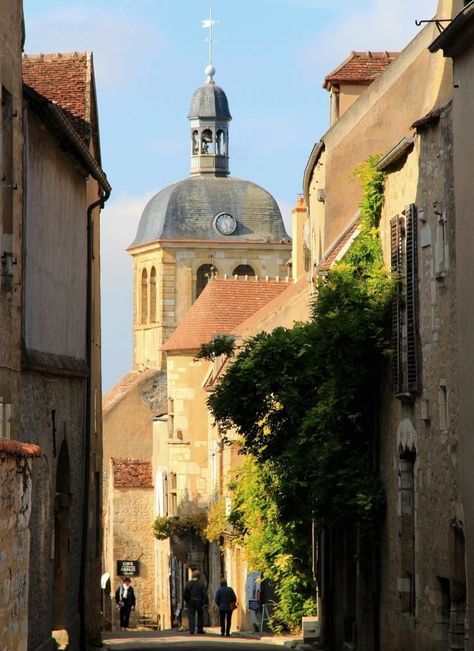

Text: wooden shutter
xmin=390 ymin=216 xmax=403 ymax=394
xmin=405 ymin=204 xmax=419 ymax=394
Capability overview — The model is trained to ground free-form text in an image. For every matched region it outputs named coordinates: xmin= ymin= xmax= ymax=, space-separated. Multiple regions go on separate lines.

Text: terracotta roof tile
xmin=23 ymin=52 xmax=91 ymax=143
xmin=323 ymin=51 xmax=399 ymax=89
xmin=163 ymin=277 xmax=290 ymax=352
xmin=0 ymin=440 xmax=41 ymax=459
xmin=112 ymin=458 xmax=153 ymax=488
xmin=234 ymin=276 xmax=309 ymax=336
xmin=103 ymin=369 xmax=161 ymax=414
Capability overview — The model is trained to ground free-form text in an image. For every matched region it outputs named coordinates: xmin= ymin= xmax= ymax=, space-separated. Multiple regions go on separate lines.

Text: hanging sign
xmin=116 ymin=560 xmax=140 ymax=577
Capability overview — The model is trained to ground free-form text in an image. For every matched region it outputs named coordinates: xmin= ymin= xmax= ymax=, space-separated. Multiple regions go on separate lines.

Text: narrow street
xmin=103 ymin=629 xmax=286 ymax=650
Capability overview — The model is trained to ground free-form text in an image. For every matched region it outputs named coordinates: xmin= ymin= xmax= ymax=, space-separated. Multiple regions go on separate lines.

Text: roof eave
xmin=429 ymin=2 xmax=474 ymax=57
xmin=24 ymin=83 xmax=111 ymax=195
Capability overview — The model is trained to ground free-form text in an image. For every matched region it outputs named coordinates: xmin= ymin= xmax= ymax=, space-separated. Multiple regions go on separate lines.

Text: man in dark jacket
xmin=215 ymin=577 xmax=237 ymax=637
xmin=115 ymin=577 xmax=136 ymax=630
xmin=183 ymin=569 xmax=208 ymax=634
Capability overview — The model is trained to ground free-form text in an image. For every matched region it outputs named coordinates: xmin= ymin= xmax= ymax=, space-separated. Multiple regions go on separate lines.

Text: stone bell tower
xmin=188 ymin=64 xmax=232 ymax=177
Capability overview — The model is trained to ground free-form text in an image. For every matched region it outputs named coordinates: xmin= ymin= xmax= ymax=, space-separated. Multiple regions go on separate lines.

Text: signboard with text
xmin=116 ymin=560 xmax=140 ymax=577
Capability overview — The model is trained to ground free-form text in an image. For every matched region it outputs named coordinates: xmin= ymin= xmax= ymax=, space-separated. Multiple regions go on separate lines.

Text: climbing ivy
xmin=153 ymin=513 xmax=207 ymax=541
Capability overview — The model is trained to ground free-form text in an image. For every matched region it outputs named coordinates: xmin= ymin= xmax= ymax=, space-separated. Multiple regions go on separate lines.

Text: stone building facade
xmin=0 ymin=14 xmax=110 ymax=648
xmin=300 ymin=1 xmax=470 ymax=649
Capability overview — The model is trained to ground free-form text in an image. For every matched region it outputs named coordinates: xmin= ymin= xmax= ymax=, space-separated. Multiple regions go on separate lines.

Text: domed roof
xmin=188 ymin=83 xmax=232 ymax=120
xmin=130 ymin=176 xmax=289 ymax=248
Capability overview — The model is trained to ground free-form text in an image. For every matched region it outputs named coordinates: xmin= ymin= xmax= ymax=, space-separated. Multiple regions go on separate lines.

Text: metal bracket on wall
xmin=415 ymin=18 xmax=452 ymax=33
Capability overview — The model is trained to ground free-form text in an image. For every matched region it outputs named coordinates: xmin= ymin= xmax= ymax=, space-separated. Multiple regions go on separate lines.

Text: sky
xmin=23 ymin=0 xmax=435 ymax=392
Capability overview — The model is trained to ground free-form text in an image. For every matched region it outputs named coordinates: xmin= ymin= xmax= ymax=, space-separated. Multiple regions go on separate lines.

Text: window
xmin=140 ymin=268 xmax=148 ymax=324
xmin=155 ymin=471 xmax=168 ymax=517
xmin=196 ymin=264 xmax=216 ymax=298
xmin=169 ymin=472 xmax=177 ymax=516
xmin=435 ymin=210 xmax=448 ymax=278
xmin=399 ymin=450 xmax=416 ymax=616
xmin=439 ymin=380 xmax=448 ymax=432
xmin=168 ymin=398 xmax=174 ymax=439
xmin=0 ymin=399 xmax=12 ymax=439
xmin=391 ymin=204 xmax=419 ymax=397
xmin=233 ymin=264 xmax=255 ymax=277
xmin=150 ymin=267 xmax=157 ymax=323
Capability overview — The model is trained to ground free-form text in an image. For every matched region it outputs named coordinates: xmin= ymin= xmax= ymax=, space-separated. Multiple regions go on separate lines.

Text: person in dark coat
xmin=215 ymin=577 xmax=237 ymax=637
xmin=115 ymin=577 xmax=136 ymax=630
xmin=183 ymin=569 xmax=208 ymax=634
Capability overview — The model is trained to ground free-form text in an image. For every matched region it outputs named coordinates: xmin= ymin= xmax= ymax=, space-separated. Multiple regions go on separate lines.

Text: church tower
xmin=128 ymin=65 xmax=291 ymax=371
xmin=189 ymin=64 xmax=231 ymax=177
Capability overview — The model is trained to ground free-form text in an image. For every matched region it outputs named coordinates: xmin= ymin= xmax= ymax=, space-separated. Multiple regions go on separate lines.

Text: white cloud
xmin=298 ymin=0 xmax=436 ymax=82
xmin=24 ymin=3 xmax=163 ymax=87
xmin=100 ymin=191 xmax=154 ymax=392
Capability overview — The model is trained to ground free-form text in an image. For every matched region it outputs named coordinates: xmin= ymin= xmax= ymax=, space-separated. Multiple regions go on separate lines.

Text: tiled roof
xmin=323 ymin=51 xmax=399 ymax=89
xmin=163 ymin=277 xmax=290 ymax=352
xmin=0 ymin=440 xmax=41 ymax=459
xmin=317 ymin=215 xmax=360 ymax=273
xmin=234 ymin=276 xmax=309 ymax=336
xmin=103 ymin=369 xmax=162 ymax=415
xmin=23 ymin=52 xmax=91 ymax=143
xmin=112 ymin=458 xmax=153 ymax=488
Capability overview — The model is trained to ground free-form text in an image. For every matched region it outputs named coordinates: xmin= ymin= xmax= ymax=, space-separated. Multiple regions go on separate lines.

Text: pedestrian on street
xmin=183 ymin=569 xmax=208 ymax=634
xmin=215 ymin=577 xmax=237 ymax=637
xmin=115 ymin=577 xmax=136 ymax=630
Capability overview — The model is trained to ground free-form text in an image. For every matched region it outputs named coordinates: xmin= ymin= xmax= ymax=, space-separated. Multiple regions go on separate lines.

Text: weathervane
xmin=202 ymin=8 xmax=219 ymax=83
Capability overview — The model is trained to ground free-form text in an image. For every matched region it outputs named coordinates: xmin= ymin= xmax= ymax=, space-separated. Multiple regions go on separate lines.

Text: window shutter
xmin=405 ymin=204 xmax=419 ymax=394
xmin=390 ymin=216 xmax=403 ymax=394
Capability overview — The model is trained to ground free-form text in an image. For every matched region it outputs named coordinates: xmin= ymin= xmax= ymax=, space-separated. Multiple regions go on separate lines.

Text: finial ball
xmin=205 ymin=64 xmax=216 ymax=78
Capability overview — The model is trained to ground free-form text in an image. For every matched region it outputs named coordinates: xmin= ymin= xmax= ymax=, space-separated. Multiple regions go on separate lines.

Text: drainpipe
xmin=79 ymin=180 xmax=111 ymax=649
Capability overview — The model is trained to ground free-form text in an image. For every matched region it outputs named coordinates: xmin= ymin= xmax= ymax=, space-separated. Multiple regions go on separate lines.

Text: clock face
xmin=215 ymin=212 xmax=236 ymax=235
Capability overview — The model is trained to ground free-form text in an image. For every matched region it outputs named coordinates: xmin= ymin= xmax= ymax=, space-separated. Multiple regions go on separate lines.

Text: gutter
xmin=303 ymin=141 xmax=324 ymax=206
xmin=375 ymin=137 xmax=414 ymax=171
xmin=79 ymin=185 xmax=111 ymax=650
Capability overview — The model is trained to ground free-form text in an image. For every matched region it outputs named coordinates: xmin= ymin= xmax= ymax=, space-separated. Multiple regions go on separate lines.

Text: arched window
xmin=216 ymin=129 xmax=225 ymax=155
xmin=196 ymin=264 xmax=217 ymax=299
xmin=141 ymin=268 xmax=148 ymax=324
xmin=233 ymin=264 xmax=255 ymax=277
xmin=150 ymin=267 xmax=157 ymax=323
xmin=192 ymin=129 xmax=199 ymax=155
xmin=201 ymin=129 xmax=213 ymax=154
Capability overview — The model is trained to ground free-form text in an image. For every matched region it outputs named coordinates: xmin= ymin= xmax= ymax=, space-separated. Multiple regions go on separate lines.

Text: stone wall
xmin=111 ymin=479 xmax=155 ymax=627
xmin=0 ymin=442 xmax=40 ymax=651
xmin=378 ymin=103 xmax=461 ymax=651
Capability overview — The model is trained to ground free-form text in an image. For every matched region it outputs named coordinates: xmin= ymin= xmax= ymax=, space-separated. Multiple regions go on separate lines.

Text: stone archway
xmin=53 ymin=440 xmax=71 ymax=631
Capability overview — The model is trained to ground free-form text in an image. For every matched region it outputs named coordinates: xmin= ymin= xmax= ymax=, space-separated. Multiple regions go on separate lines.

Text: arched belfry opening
xmin=53 ymin=439 xmax=71 ymax=631
xmin=233 ymin=264 xmax=255 ymax=277
xmin=196 ymin=264 xmax=217 ymax=299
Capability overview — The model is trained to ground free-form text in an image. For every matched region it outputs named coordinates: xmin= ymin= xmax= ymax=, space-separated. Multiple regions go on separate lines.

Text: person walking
xmin=183 ymin=569 xmax=208 ymax=634
xmin=215 ymin=577 xmax=237 ymax=637
xmin=115 ymin=577 xmax=136 ymax=630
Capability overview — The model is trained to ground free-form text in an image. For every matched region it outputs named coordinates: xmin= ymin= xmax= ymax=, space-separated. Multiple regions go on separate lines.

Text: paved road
xmin=103 ymin=630 xmax=283 ymax=650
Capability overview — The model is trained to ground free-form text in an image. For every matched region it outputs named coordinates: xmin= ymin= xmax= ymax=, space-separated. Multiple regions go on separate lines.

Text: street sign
xmin=116 ymin=560 xmax=139 ymax=577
